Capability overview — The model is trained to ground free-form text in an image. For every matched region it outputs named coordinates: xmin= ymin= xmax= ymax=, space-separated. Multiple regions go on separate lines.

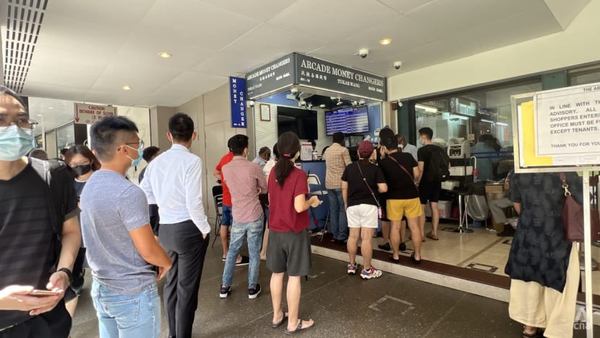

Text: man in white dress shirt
xmin=140 ymin=113 xmax=210 ymax=338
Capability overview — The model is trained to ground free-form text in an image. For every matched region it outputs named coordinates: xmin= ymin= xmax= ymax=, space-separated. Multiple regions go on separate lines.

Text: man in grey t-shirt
xmin=81 ymin=116 xmax=172 ymax=338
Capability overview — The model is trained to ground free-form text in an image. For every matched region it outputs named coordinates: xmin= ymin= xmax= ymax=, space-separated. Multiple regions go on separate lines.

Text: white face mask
xmin=398 ymin=144 xmax=404 ymax=149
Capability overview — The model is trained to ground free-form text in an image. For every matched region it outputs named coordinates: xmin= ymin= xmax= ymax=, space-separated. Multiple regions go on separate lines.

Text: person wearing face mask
xmin=62 ymin=145 xmax=100 ymax=319
xmin=0 ymin=86 xmax=81 ymax=338
xmin=140 ymin=113 xmax=211 ymax=338
xmin=80 ymin=116 xmax=172 ymax=338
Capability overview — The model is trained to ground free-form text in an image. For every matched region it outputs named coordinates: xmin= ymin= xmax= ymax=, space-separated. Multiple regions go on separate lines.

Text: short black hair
xmin=258 ymin=146 xmax=270 ymax=155
xmin=229 ymin=134 xmax=249 ymax=156
xmin=143 ymin=146 xmax=160 ymax=162
xmin=60 ymin=148 xmax=69 ymax=156
xmin=333 ymin=132 xmax=344 ymax=144
xmin=90 ymin=116 xmax=139 ymax=161
xmin=168 ymin=112 xmax=194 ymax=141
xmin=308 ymin=139 xmax=316 ymax=147
xmin=379 ymin=128 xmax=397 ymax=149
xmin=419 ymin=127 xmax=433 ymax=140
xmin=227 ymin=136 xmax=234 ymax=151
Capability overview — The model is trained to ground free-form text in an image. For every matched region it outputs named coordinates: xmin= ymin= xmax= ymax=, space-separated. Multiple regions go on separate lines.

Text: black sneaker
xmin=236 ymin=255 xmax=250 ymax=266
xmin=497 ymin=226 xmax=515 ymax=237
xmin=378 ymin=243 xmax=391 ymax=251
xmin=219 ymin=285 xmax=231 ymax=299
xmin=248 ymin=284 xmax=261 ymax=300
xmin=399 ymin=242 xmax=407 ymax=252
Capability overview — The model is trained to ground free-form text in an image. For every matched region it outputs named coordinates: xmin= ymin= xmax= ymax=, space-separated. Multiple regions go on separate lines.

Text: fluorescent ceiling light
xmin=379 ymin=38 xmax=392 ymax=45
xmin=480 ymin=119 xmax=494 ymax=124
xmin=496 ymin=122 xmax=508 ymax=126
xmin=415 ymin=104 xmax=438 ymax=113
xmin=158 ymin=52 xmax=172 ymax=58
xmin=122 ymin=85 xmax=132 ymax=91
xmin=452 ymin=115 xmax=469 ymax=120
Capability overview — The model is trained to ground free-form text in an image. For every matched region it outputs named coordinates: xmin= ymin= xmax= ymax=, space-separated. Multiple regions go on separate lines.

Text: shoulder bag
xmin=559 ymin=173 xmax=600 ymax=242
xmin=387 ymin=154 xmax=419 ymax=193
xmin=356 ymin=162 xmax=385 ymax=219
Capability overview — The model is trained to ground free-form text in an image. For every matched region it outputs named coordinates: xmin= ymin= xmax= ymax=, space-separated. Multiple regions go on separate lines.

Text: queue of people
xmin=0 ymin=82 xmax=586 ymax=338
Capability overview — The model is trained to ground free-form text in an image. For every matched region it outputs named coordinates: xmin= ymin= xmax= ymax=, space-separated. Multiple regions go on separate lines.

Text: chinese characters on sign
xmin=74 ymin=103 xmax=117 ymax=125
xmin=230 ymin=77 xmax=247 ymax=128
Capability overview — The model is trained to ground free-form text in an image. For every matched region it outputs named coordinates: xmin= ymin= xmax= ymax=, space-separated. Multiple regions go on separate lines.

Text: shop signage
xmin=535 ymin=83 xmax=600 ymax=164
xmin=246 ymin=53 xmax=387 ymax=101
xmin=74 ymin=103 xmax=116 ymax=125
xmin=246 ymin=54 xmax=295 ymax=99
xmin=295 ymin=54 xmax=386 ymax=101
xmin=230 ymin=76 xmax=247 ymax=128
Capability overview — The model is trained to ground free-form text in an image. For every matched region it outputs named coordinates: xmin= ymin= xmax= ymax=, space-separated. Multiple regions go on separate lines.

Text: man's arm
xmin=187 ymin=159 xmax=211 ymax=236
xmin=341 ymin=181 xmax=348 ymax=210
xmin=257 ymin=165 xmax=268 ymax=194
xmin=213 ymin=168 xmax=222 ymax=181
xmin=129 ymin=224 xmax=172 ymax=279
xmin=417 ymin=162 xmax=425 ymax=184
xmin=139 ymin=166 xmax=156 ymax=204
xmin=343 ymin=148 xmax=352 ymax=166
xmin=513 ymin=202 xmax=521 ymax=215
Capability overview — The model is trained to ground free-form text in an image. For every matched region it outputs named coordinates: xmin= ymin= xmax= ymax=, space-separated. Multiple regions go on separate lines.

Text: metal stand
xmin=582 ymin=170 xmax=594 ymax=338
xmin=451 ymin=192 xmax=474 ymax=233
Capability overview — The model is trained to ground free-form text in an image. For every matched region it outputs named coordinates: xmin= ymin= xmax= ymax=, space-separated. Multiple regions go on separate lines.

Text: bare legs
xmin=400 ymin=220 xmax=407 ymax=245
xmin=347 ymin=228 xmax=360 ymax=265
xmin=380 ymin=220 xmax=390 ymax=246
xmin=430 ymin=202 xmax=440 ymax=237
xmin=406 ymin=217 xmax=422 ymax=260
xmin=65 ymin=297 xmax=78 ymax=318
xmin=260 ymin=228 xmax=269 ymax=260
xmin=360 ymin=228 xmax=375 ymax=268
xmin=270 ymin=273 xmax=314 ymax=332
xmin=390 ymin=220 xmax=402 ymax=260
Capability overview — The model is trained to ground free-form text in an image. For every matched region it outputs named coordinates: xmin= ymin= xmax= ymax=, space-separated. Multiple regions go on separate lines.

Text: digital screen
xmin=325 ymin=106 xmax=369 ymax=136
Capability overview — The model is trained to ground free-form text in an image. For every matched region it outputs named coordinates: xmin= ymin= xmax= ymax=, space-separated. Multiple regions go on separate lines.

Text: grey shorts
xmin=266 ymin=229 xmax=312 ymax=276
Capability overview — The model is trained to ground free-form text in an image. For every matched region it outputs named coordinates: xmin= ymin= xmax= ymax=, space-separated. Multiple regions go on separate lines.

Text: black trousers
xmin=0 ymin=300 xmax=71 ymax=338
xmin=159 ymin=221 xmax=209 ymax=338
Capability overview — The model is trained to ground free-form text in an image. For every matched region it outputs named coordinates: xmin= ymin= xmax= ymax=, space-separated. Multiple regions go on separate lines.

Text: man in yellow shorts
xmin=377 ymin=128 xmax=423 ymax=264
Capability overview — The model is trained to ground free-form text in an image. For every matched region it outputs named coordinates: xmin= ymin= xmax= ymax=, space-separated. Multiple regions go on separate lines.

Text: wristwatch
xmin=58 ymin=267 xmax=73 ymax=285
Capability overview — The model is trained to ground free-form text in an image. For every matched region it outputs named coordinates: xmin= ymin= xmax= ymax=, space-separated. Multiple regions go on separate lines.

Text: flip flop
xmin=426 ymin=232 xmax=439 ymax=241
xmin=271 ymin=312 xmax=288 ymax=328
xmin=390 ymin=255 xmax=401 ymax=263
xmin=285 ymin=319 xmax=314 ymax=335
xmin=410 ymin=253 xmax=422 ymax=265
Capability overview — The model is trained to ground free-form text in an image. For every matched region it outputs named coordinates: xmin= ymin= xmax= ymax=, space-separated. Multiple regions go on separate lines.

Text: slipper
xmin=285 ymin=319 xmax=314 ymax=335
xmin=425 ymin=232 xmax=439 ymax=241
xmin=410 ymin=253 xmax=421 ymax=265
xmin=271 ymin=312 xmax=288 ymax=328
xmin=390 ymin=255 xmax=400 ymax=263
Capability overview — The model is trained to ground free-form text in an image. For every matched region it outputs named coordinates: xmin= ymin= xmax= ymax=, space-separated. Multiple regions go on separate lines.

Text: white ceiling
xmin=0 ymin=0 xmax=592 ymax=108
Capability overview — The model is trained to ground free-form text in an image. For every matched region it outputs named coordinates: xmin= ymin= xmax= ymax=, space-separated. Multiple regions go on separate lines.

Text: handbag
xmin=559 ymin=173 xmax=600 ymax=242
xmin=356 ymin=162 xmax=385 ymax=219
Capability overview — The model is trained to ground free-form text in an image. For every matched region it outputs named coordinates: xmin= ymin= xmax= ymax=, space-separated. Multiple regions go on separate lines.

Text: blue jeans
xmin=327 ymin=189 xmax=348 ymax=240
xmin=222 ymin=214 xmax=264 ymax=288
xmin=91 ymin=280 xmax=161 ymax=338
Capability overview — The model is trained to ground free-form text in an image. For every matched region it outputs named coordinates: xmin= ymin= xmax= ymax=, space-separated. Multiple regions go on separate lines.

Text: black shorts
xmin=0 ymin=300 xmax=71 ymax=338
xmin=266 ymin=229 xmax=311 ymax=276
xmin=419 ymin=182 xmax=442 ymax=204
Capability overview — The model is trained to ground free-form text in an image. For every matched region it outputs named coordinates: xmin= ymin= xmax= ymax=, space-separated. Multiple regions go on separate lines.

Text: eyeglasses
xmin=125 ymin=139 xmax=145 ymax=149
xmin=0 ymin=117 xmax=38 ymax=131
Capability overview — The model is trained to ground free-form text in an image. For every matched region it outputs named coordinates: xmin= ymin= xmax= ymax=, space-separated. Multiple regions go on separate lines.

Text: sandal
xmin=410 ymin=253 xmax=421 ymax=265
xmin=426 ymin=232 xmax=439 ymax=241
xmin=271 ymin=311 xmax=288 ymax=328
xmin=285 ymin=319 xmax=314 ymax=335
xmin=390 ymin=255 xmax=401 ymax=263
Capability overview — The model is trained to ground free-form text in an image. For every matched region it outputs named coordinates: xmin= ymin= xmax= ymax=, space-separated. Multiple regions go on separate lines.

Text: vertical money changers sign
xmin=535 ymin=83 xmax=600 ymax=165
xmin=74 ymin=103 xmax=117 ymax=124
xmin=230 ymin=77 xmax=247 ymax=128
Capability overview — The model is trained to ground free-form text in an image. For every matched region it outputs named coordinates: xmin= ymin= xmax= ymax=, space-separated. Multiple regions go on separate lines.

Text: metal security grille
xmin=2 ymin=0 xmax=48 ymax=93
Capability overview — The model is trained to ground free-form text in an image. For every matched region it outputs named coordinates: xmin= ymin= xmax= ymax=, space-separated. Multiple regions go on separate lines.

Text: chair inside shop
xmin=211 ymin=185 xmax=223 ymax=248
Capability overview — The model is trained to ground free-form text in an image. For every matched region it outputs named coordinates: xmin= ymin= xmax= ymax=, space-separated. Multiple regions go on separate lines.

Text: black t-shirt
xmin=341 ymin=161 xmax=386 ymax=207
xmin=74 ymin=180 xmax=86 ymax=200
xmin=0 ymin=161 xmax=77 ymax=329
xmin=379 ymin=152 xmax=419 ymax=200
xmin=417 ymin=144 xmax=439 ymax=184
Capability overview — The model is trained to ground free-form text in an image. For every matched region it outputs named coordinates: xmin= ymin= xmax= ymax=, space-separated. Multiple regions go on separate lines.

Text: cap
xmin=358 ymin=140 xmax=374 ymax=158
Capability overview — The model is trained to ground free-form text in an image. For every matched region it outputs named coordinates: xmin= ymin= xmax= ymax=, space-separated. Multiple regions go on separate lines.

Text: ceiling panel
xmin=199 ymin=0 xmax=299 ymax=22
xmin=45 ymin=0 xmax=155 ymax=29
xmin=377 ymin=0 xmax=436 ymax=14
xmin=268 ymin=0 xmax=398 ymax=43
xmin=151 ymin=71 xmax=227 ymax=106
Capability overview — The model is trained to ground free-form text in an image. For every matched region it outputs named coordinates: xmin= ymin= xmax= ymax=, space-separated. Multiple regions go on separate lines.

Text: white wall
xmin=388 ymin=0 xmax=600 ymax=100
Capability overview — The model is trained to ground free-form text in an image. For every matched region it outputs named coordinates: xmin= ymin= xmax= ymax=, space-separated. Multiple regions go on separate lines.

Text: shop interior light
xmin=122 ymin=85 xmax=132 ymax=91
xmin=379 ymin=38 xmax=392 ymax=45
xmin=496 ymin=122 xmax=509 ymax=126
xmin=158 ymin=52 xmax=172 ymax=58
xmin=415 ymin=104 xmax=438 ymax=113
xmin=452 ymin=115 xmax=469 ymax=120
xmin=480 ymin=119 xmax=495 ymax=124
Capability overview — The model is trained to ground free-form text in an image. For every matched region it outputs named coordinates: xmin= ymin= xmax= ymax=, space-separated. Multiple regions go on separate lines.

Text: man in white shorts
xmin=341 ymin=141 xmax=388 ymax=280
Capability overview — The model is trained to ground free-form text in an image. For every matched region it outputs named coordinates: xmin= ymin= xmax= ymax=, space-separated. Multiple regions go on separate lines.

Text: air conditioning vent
xmin=2 ymin=0 xmax=48 ymax=93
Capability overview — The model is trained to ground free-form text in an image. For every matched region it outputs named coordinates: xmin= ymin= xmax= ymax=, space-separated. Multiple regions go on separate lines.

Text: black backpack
xmin=427 ymin=145 xmax=451 ymax=182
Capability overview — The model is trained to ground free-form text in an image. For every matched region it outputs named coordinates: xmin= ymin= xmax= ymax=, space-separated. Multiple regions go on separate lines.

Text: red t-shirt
xmin=216 ymin=152 xmax=234 ymax=206
xmin=268 ymin=166 xmax=310 ymax=234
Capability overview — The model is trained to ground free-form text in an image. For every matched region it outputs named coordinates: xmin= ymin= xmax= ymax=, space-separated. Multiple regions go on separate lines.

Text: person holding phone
xmin=0 ymin=86 xmax=81 ymax=338
xmin=80 ymin=116 xmax=172 ymax=338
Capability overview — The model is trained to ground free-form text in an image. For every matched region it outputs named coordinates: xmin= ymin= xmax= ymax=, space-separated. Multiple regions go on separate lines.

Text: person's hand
xmin=157 ymin=264 xmax=172 ymax=281
xmin=27 ymin=272 xmax=69 ymax=316
xmin=309 ymin=196 xmax=322 ymax=208
xmin=379 ymin=147 xmax=386 ymax=159
xmin=344 ymin=203 xmax=348 ymax=211
xmin=257 ymin=187 xmax=263 ymax=195
xmin=202 ymin=232 xmax=208 ymax=239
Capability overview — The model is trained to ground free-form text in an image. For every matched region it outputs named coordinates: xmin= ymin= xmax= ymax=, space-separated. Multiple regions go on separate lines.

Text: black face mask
xmin=72 ymin=165 xmax=91 ymax=177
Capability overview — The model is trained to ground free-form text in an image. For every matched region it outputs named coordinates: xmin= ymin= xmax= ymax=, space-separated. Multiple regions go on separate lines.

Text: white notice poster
xmin=301 ymin=142 xmax=313 ymax=161
xmin=74 ymin=103 xmax=117 ymax=125
xmin=535 ymin=83 xmax=600 ymax=158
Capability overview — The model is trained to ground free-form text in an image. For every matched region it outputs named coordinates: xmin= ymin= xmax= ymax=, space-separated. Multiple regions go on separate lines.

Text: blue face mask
xmin=0 ymin=125 xmax=34 ymax=161
xmin=417 ymin=139 xmax=425 ymax=147
xmin=126 ymin=144 xmax=144 ymax=168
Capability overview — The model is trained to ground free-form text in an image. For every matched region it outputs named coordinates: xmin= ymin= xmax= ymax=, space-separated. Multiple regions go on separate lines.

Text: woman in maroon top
xmin=267 ymin=132 xmax=321 ymax=334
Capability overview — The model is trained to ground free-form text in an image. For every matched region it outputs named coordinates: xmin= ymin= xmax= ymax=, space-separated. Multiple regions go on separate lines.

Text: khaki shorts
xmin=347 ymin=204 xmax=378 ymax=229
xmin=386 ymin=198 xmax=423 ymax=221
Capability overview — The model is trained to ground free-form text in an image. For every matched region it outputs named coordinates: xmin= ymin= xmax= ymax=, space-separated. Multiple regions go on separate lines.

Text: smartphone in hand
xmin=31 ymin=289 xmax=60 ymax=297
